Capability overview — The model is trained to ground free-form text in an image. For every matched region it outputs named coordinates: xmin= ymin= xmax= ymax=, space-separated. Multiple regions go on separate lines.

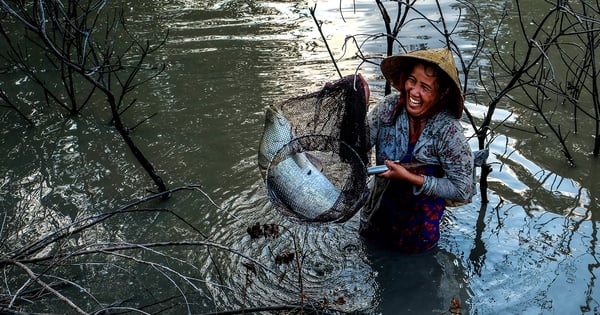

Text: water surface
xmin=1 ymin=0 xmax=598 ymax=313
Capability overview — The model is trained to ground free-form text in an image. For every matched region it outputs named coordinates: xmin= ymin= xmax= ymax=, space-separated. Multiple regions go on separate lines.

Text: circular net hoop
xmin=265 ymin=135 xmax=369 ymax=223
xmin=258 ymin=74 xmax=371 ymax=224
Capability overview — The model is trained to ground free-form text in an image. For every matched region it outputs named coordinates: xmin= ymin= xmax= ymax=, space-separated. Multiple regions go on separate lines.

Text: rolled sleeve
xmin=413 ymin=117 xmax=474 ymax=202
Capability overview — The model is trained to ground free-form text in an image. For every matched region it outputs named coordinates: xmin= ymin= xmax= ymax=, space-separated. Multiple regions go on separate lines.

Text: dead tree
xmin=549 ymin=1 xmax=600 ymax=157
xmin=0 ymin=0 xmax=168 ymax=193
xmin=351 ymin=0 xmax=600 ymax=203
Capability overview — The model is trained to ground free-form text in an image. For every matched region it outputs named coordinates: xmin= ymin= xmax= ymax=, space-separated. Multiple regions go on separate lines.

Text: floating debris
xmin=247 ymin=222 xmax=280 ymax=239
xmin=275 ymin=251 xmax=294 ymax=265
xmin=449 ymin=296 xmax=462 ymax=314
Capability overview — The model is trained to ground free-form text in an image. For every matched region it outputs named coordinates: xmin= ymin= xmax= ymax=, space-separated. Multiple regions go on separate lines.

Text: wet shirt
xmin=362 ymin=93 xmax=474 ymax=252
xmin=367 ymin=93 xmax=474 ymax=202
xmin=363 ymin=144 xmax=447 ymax=252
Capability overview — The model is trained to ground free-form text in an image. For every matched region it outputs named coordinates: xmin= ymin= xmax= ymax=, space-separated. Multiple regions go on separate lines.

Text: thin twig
xmin=309 ymin=3 xmax=342 ymax=79
xmin=12 ymin=261 xmax=87 ymax=314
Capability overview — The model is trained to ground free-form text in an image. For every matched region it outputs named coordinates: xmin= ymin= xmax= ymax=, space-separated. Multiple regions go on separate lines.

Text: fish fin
xmin=305 ymin=152 xmax=323 ymax=171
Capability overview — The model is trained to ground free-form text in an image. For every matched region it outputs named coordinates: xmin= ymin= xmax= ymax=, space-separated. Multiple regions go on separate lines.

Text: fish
xmin=258 ymin=105 xmax=340 ymax=220
xmin=366 ymin=161 xmax=430 ymax=175
xmin=257 ymin=74 xmax=371 ymax=222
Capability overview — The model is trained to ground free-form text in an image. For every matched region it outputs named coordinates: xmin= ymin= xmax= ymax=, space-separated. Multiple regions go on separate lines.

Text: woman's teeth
xmin=409 ymin=97 xmax=421 ymax=106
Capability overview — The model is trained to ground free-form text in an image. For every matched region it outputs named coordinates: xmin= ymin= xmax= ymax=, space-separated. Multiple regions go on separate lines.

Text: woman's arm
xmin=418 ymin=119 xmax=474 ymax=202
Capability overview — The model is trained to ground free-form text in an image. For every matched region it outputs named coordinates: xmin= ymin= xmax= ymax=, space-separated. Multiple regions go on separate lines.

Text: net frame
xmin=265 ymin=135 xmax=369 ymax=223
xmin=259 ymin=74 xmax=371 ymax=224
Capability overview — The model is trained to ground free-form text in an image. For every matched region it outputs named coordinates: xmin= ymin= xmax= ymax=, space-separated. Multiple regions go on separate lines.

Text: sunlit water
xmin=1 ymin=0 xmax=598 ymax=314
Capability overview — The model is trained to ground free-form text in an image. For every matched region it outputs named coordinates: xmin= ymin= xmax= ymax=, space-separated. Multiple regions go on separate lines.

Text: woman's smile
xmin=404 ymin=63 xmax=439 ymax=117
xmin=408 ymin=97 xmax=422 ymax=107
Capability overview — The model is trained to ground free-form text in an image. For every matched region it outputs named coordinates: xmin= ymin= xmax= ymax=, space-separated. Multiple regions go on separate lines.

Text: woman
xmin=360 ymin=48 xmax=474 ymax=253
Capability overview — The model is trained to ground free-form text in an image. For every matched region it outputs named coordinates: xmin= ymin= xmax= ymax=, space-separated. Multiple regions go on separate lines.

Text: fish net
xmin=258 ymin=74 xmax=371 ymax=224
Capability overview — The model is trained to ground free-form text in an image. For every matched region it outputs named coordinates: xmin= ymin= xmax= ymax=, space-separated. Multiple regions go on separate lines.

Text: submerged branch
xmin=12 ymin=261 xmax=87 ymax=314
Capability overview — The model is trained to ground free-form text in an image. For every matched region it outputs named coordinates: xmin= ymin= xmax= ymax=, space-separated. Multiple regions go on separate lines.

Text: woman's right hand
xmin=379 ymin=160 xmax=425 ymax=187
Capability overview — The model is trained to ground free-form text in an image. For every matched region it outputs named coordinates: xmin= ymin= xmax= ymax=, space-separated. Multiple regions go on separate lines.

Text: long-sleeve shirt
xmin=367 ymin=93 xmax=474 ymax=202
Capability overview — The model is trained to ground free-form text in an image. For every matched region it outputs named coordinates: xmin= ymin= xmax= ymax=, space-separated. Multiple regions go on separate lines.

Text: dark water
xmin=1 ymin=0 xmax=598 ymax=314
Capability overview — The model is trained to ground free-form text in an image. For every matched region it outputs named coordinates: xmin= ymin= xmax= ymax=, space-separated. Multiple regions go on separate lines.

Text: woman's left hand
xmin=379 ymin=160 xmax=425 ymax=187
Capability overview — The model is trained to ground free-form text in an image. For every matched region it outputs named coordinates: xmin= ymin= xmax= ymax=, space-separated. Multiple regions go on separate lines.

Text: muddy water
xmin=1 ymin=0 xmax=598 ymax=313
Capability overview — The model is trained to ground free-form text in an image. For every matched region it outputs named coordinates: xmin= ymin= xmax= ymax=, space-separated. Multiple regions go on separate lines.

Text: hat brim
xmin=380 ymin=48 xmax=464 ymax=117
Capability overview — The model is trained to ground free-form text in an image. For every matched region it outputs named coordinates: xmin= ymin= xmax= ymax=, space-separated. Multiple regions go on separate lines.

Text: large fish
xmin=257 ymin=74 xmax=371 ymax=222
xmin=258 ymin=105 xmax=341 ymax=219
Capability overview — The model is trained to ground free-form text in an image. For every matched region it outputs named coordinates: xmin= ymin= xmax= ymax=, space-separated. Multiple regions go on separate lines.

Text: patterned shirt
xmin=367 ymin=93 xmax=474 ymax=202
xmin=361 ymin=93 xmax=474 ymax=252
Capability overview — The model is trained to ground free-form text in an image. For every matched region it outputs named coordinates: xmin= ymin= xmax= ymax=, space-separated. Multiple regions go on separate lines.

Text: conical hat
xmin=380 ymin=48 xmax=464 ymax=117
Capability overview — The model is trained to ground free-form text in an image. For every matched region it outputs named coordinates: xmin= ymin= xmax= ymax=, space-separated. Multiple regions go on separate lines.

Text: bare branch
xmin=12 ymin=261 xmax=87 ymax=314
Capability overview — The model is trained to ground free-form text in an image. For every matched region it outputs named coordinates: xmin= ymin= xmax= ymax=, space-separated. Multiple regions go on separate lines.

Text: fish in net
xmin=257 ymin=74 xmax=371 ymax=223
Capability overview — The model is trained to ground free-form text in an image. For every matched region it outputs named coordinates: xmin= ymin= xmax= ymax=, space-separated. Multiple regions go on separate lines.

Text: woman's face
xmin=404 ymin=63 xmax=440 ymax=118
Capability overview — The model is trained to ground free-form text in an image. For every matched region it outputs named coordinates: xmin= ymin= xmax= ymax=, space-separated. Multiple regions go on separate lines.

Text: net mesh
xmin=258 ymin=74 xmax=370 ymax=223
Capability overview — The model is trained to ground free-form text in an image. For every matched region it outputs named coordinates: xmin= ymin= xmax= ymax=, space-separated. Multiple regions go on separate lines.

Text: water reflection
xmin=446 ymin=191 xmax=599 ymax=314
xmin=2 ymin=0 xmax=600 ymax=313
xmin=487 ymin=133 xmax=592 ymax=217
xmin=365 ymin=244 xmax=470 ymax=314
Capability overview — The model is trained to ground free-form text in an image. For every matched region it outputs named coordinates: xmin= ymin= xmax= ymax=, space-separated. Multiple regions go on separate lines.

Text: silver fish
xmin=258 ymin=105 xmax=340 ymax=220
